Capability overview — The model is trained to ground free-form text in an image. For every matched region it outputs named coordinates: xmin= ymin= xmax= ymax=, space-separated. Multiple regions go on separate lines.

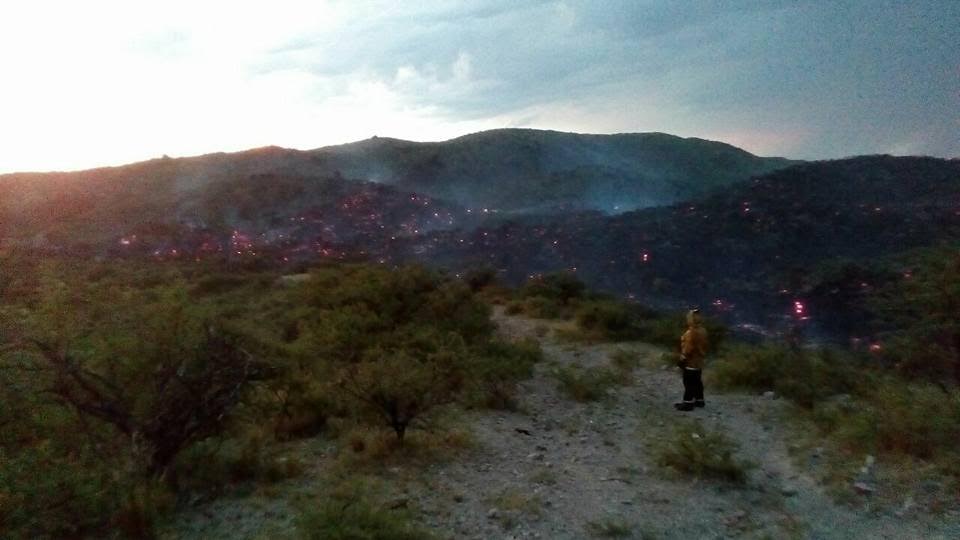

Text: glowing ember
xmin=869 ymin=343 xmax=883 ymax=353
xmin=793 ymin=301 xmax=805 ymax=315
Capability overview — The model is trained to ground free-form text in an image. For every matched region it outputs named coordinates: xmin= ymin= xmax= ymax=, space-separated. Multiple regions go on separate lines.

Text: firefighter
xmin=675 ymin=308 xmax=708 ymax=411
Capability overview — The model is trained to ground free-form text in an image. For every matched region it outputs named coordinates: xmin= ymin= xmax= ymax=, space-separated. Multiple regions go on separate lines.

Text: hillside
xmin=2 ymin=146 xmax=956 ymax=339
xmin=401 ymin=156 xmax=960 ymax=335
xmin=0 ymin=130 xmax=792 ymax=241
xmin=309 ymin=129 xmax=794 ymax=211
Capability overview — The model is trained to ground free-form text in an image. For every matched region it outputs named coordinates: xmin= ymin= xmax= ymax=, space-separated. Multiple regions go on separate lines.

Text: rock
xmin=388 ymin=497 xmax=409 ymax=509
xmin=762 ymin=391 xmax=776 ymax=399
xmin=487 ymin=508 xmax=499 ymax=519
xmin=453 ymin=494 xmax=465 ymax=503
xmin=780 ymin=485 xmax=799 ymax=497
xmin=852 ymin=481 xmax=875 ymax=495
xmin=527 ymin=452 xmax=544 ymax=461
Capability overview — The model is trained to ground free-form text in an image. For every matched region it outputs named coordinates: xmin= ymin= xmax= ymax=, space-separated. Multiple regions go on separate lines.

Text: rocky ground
xmin=165 ymin=309 xmax=960 ymax=539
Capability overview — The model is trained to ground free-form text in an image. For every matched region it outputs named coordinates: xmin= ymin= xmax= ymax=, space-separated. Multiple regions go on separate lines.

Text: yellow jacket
xmin=680 ymin=310 xmax=709 ymax=369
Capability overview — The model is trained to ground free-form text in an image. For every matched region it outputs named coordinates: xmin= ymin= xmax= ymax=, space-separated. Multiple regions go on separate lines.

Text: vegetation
xmin=710 ymin=344 xmax=860 ymax=408
xmin=585 ymin=517 xmax=635 ymax=538
xmin=655 ymin=420 xmax=752 ymax=484
xmin=711 ymin=303 xmax=960 ymax=492
xmin=553 ymin=365 xmax=626 ymax=402
xmin=297 ymin=479 xmax=431 ymax=540
xmin=0 ymin=254 xmax=539 ymax=538
xmin=870 ymin=245 xmax=960 ymax=386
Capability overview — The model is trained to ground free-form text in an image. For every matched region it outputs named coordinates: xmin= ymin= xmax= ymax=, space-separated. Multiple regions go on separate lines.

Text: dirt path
xmin=407 ymin=310 xmax=960 ymax=539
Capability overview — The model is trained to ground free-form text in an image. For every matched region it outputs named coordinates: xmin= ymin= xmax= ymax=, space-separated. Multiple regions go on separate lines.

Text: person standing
xmin=675 ymin=309 xmax=709 ymax=411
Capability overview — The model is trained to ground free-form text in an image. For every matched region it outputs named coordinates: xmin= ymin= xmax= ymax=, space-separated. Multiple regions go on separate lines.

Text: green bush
xmin=817 ymin=378 xmax=960 ymax=462
xmin=297 ymin=481 xmax=432 ymax=540
xmin=655 ymin=420 xmax=752 ymax=483
xmin=585 ymin=518 xmax=634 ymax=538
xmin=521 ymin=296 xmax=566 ymax=319
xmin=466 ymin=338 xmax=543 ymax=410
xmin=554 ymin=365 xmax=624 ymax=402
xmin=171 ymin=430 xmax=303 ymax=494
xmin=521 ymin=272 xmax=586 ymax=305
xmin=504 ymin=300 xmax=524 ymax=315
xmin=710 ymin=344 xmax=859 ymax=408
xmin=575 ymin=301 xmax=635 ymax=339
xmin=609 ymin=349 xmax=640 ymax=372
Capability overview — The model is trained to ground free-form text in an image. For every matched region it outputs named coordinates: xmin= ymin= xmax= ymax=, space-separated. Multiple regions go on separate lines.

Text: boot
xmin=674 ymin=402 xmax=695 ymax=411
xmin=695 ymin=400 xmax=706 ymax=408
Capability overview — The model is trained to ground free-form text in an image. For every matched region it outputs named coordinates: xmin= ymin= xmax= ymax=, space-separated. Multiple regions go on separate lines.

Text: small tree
xmin=4 ymin=279 xmax=261 ymax=475
xmin=338 ymin=344 xmax=464 ymax=444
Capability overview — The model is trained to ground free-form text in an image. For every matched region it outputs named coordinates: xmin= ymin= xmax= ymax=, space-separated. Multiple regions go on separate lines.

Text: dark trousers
xmin=682 ymin=368 xmax=704 ymax=402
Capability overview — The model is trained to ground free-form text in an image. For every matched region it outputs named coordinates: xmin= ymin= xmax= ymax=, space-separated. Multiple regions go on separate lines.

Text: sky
xmin=0 ymin=0 xmax=957 ymax=173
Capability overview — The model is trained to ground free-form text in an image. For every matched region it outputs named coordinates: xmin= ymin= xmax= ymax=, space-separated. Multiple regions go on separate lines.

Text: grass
xmin=609 ymin=348 xmax=640 ymax=372
xmin=527 ymin=467 xmax=558 ymax=486
xmin=586 ymin=517 xmax=634 ymax=537
xmin=553 ymin=365 xmax=624 ymax=402
xmin=297 ymin=478 xmax=431 ymax=540
xmin=708 ymin=344 xmax=859 ymax=408
xmin=655 ymin=420 xmax=753 ymax=484
xmin=485 ymin=487 xmax=544 ymax=530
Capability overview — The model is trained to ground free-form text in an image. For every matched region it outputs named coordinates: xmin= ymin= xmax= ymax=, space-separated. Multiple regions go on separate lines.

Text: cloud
xmin=0 ymin=0 xmax=957 ymax=172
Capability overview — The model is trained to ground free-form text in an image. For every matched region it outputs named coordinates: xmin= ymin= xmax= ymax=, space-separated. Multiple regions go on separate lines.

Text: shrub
xmin=609 ymin=349 xmax=640 ymax=372
xmin=554 ymin=365 xmax=623 ymax=402
xmin=710 ymin=344 xmax=860 ymax=408
xmin=585 ymin=517 xmax=634 ymax=538
xmin=338 ymin=345 xmax=464 ymax=444
xmin=818 ymin=378 xmax=960 ymax=461
xmin=655 ymin=420 xmax=752 ymax=483
xmin=466 ymin=338 xmax=543 ymax=410
xmin=575 ymin=301 xmax=635 ymax=340
xmin=521 ymin=272 xmax=586 ymax=305
xmin=521 ymin=296 xmax=565 ymax=319
xmin=462 ymin=266 xmax=498 ymax=292
xmin=171 ymin=430 xmax=303 ymax=494
xmin=504 ymin=300 xmax=524 ymax=315
xmin=297 ymin=480 xmax=431 ymax=540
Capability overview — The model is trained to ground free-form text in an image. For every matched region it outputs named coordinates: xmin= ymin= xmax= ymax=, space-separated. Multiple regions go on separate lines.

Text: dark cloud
xmin=256 ymin=0 xmax=959 ymax=159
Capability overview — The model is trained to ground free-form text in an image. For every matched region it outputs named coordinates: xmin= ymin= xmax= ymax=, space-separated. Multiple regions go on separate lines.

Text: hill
xmin=400 ymin=155 xmax=960 ymax=334
xmin=0 ymin=130 xmax=792 ymax=242
xmin=309 ymin=129 xmax=794 ymax=212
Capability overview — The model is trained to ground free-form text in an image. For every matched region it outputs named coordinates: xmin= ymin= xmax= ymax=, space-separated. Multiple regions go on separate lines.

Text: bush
xmin=710 ymin=344 xmax=859 ymax=408
xmin=609 ymin=349 xmax=640 ymax=372
xmin=297 ymin=480 xmax=432 ymax=540
xmin=466 ymin=338 xmax=543 ymax=410
xmin=521 ymin=272 xmax=586 ymax=305
xmin=575 ymin=301 xmax=635 ymax=340
xmin=817 ymin=378 xmax=960 ymax=462
xmin=655 ymin=420 xmax=752 ymax=483
xmin=171 ymin=430 xmax=303 ymax=494
xmin=585 ymin=518 xmax=634 ymax=538
xmin=554 ymin=365 xmax=624 ymax=402
xmin=520 ymin=296 xmax=566 ymax=319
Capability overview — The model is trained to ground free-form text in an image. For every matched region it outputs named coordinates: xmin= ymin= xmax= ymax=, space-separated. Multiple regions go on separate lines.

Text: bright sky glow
xmin=1 ymin=1 xmax=957 ymax=173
